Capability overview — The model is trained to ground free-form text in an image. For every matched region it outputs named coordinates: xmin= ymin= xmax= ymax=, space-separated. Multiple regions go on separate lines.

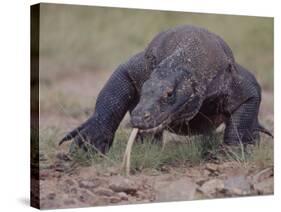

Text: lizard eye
xmin=165 ymin=90 xmax=175 ymax=104
xmin=160 ymin=88 xmax=175 ymax=104
xmin=167 ymin=91 xmax=173 ymax=98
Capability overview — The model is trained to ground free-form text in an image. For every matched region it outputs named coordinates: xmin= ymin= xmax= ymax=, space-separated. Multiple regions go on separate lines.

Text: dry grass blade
xmin=121 ymin=128 xmax=139 ymax=175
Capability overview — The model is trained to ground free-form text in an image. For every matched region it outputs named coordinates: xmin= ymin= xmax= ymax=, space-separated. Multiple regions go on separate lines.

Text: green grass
xmin=39 ymin=127 xmax=62 ymax=165
xmin=250 ymin=139 xmax=274 ymax=168
xmin=38 ymin=125 xmax=273 ymax=174
xmin=68 ymin=129 xmax=273 ymax=173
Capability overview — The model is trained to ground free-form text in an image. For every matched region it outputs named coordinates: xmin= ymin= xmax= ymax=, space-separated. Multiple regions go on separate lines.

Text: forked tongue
xmin=121 ymin=128 xmax=139 ymax=176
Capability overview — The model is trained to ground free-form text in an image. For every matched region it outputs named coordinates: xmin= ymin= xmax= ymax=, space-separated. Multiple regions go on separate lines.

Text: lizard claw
xmin=59 ymin=119 xmax=113 ymax=154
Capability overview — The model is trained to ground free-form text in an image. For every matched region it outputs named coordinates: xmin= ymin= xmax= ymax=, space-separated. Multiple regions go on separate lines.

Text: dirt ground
xmin=38 ymin=155 xmax=273 ymax=209
xmin=38 ymin=70 xmax=274 ymax=209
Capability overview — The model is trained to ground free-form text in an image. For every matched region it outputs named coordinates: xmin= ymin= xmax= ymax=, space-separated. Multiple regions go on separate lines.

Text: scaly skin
xmin=60 ymin=25 xmax=272 ymax=154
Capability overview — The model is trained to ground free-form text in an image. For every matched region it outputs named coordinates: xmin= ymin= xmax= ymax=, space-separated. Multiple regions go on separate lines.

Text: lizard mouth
xmin=137 ymin=116 xmax=171 ymax=133
xmin=137 ymin=108 xmax=200 ymax=133
xmin=138 ymin=123 xmax=164 ymax=133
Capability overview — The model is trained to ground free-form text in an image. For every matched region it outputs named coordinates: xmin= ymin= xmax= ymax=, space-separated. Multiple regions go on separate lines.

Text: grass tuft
xmin=39 ymin=126 xmax=273 ymax=173
xmin=70 ymin=130 xmax=223 ymax=172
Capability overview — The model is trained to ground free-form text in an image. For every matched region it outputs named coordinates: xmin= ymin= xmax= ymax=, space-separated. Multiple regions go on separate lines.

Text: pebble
xmin=203 ymin=169 xmax=211 ymax=176
xmin=109 ymin=177 xmax=138 ymax=194
xmin=118 ymin=192 xmax=129 ymax=200
xmin=155 ymin=178 xmax=197 ymax=201
xmin=65 ymin=179 xmax=76 ymax=186
xmin=79 ymin=179 xmax=100 ymax=189
xmin=198 ymin=179 xmax=224 ymax=195
xmin=195 ymin=177 xmax=209 ymax=186
xmin=70 ymin=187 xmax=78 ymax=194
xmin=205 ymin=163 xmax=218 ymax=172
xmin=95 ymin=188 xmax=115 ymax=197
xmin=224 ymin=175 xmax=251 ymax=195
xmin=185 ymin=168 xmax=201 ymax=178
xmin=79 ymin=190 xmax=95 ymax=203
xmin=109 ymin=196 xmax=121 ymax=203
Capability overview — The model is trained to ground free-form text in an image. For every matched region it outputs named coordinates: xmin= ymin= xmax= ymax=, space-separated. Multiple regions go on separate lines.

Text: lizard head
xmin=131 ymin=66 xmax=202 ymax=132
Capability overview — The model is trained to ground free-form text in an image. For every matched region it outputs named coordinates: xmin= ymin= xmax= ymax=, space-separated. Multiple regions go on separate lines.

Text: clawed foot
xmin=59 ymin=120 xmax=114 ymax=155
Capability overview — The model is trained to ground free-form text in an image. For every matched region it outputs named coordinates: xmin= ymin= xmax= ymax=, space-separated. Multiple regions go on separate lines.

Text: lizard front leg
xmin=60 ymin=52 xmax=147 ymax=154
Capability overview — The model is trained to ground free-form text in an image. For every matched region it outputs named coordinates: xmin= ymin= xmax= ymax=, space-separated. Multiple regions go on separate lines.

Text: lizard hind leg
xmin=224 ymin=97 xmax=261 ymax=146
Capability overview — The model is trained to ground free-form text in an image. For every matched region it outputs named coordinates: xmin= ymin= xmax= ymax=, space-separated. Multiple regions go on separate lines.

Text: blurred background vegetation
xmin=40 ymin=3 xmax=273 ymax=90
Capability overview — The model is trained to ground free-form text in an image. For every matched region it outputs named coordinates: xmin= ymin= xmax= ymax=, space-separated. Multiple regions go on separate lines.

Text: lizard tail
xmin=255 ymin=124 xmax=273 ymax=139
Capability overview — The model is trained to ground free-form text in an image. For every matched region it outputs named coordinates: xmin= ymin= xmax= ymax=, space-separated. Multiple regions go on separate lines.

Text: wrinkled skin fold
xmin=60 ymin=25 xmax=273 ymax=154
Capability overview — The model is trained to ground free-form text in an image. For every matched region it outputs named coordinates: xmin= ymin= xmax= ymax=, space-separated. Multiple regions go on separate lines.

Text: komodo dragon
xmin=59 ymin=25 xmax=273 ymax=154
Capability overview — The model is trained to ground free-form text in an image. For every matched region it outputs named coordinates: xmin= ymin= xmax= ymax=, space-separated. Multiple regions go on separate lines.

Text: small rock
xmin=109 ymin=177 xmax=138 ymax=194
xmin=79 ymin=179 xmax=100 ymax=189
xmin=198 ymin=179 xmax=224 ymax=195
xmin=203 ymin=169 xmax=211 ymax=176
xmin=118 ymin=192 xmax=129 ymax=200
xmin=206 ymin=163 xmax=218 ymax=172
xmin=224 ymin=175 xmax=251 ymax=196
xmin=79 ymin=190 xmax=95 ymax=203
xmin=95 ymin=188 xmax=115 ymax=197
xmin=253 ymin=177 xmax=274 ymax=195
xmin=217 ymin=162 xmax=237 ymax=170
xmin=155 ymin=178 xmax=197 ymax=201
xmin=160 ymin=165 xmax=171 ymax=173
xmin=70 ymin=188 xmax=78 ymax=194
xmin=186 ymin=169 xmax=201 ymax=178
xmin=65 ymin=179 xmax=76 ymax=186
xmin=195 ymin=177 xmax=209 ymax=186
xmin=227 ymin=188 xmax=245 ymax=196
xmin=109 ymin=196 xmax=121 ymax=203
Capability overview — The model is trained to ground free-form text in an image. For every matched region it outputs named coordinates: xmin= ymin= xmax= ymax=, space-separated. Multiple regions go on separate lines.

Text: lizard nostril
xmin=144 ymin=111 xmax=151 ymax=120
